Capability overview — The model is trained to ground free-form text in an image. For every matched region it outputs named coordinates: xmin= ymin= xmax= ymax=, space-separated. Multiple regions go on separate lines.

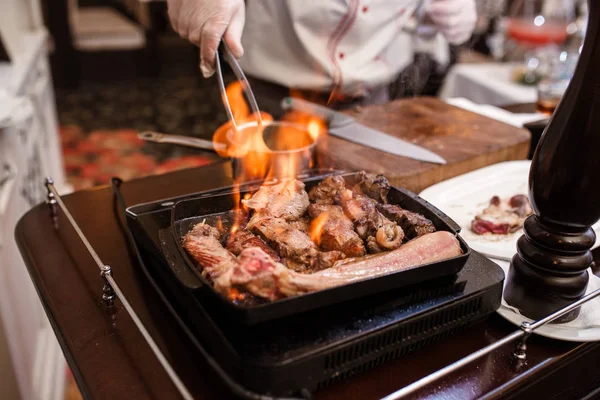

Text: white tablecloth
xmin=445 ymin=97 xmax=545 ymax=127
xmin=439 ymin=63 xmax=538 ymax=106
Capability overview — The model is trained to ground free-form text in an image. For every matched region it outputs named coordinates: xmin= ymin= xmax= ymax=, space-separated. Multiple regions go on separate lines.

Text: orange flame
xmin=227 ymin=287 xmax=246 ymax=302
xmin=213 ymin=83 xmax=327 ymax=181
xmin=280 ymin=110 xmax=327 ymax=142
xmin=212 ymin=83 xmax=328 ymax=235
xmin=310 ymin=212 xmax=330 ymax=245
xmin=215 ymin=216 xmax=224 ymax=232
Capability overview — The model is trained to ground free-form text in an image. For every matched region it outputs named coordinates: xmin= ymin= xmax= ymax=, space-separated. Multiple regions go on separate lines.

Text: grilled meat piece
xmin=352 ymin=171 xmax=391 ymax=203
xmin=287 ymin=217 xmax=310 ymax=234
xmin=316 ymin=250 xmax=347 ymax=270
xmin=376 ymin=224 xmax=404 ymax=249
xmin=377 ymin=204 xmax=436 ymax=239
xmin=365 ymin=224 xmax=405 ymax=253
xmin=366 ymin=236 xmax=384 ymax=253
xmin=309 ymin=204 xmax=366 ymax=257
xmin=251 ymin=217 xmax=319 ymax=272
xmin=247 ymin=210 xmax=269 ymax=231
xmin=338 ymin=189 xmax=381 ymax=238
xmin=186 ymin=222 xmax=221 ymax=241
xmin=308 ymin=203 xmax=348 ymax=221
xmin=182 ymin=223 xmax=237 ymax=282
xmin=243 ymin=180 xmax=310 ymax=224
xmin=308 ymin=175 xmax=346 ymax=205
xmin=338 ymin=189 xmax=403 ymax=252
xmin=228 ymin=231 xmax=462 ymax=300
xmin=226 ymin=229 xmax=281 ymax=262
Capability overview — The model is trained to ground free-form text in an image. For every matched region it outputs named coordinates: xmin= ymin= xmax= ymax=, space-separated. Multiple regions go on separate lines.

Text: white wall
xmin=0 ymin=314 xmax=20 ymax=400
xmin=0 ymin=0 xmax=33 ymax=60
xmin=0 ymin=1 xmax=68 ymax=400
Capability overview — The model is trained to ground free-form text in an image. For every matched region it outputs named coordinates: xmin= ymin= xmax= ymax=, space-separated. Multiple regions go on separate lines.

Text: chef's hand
xmin=167 ymin=0 xmax=245 ymax=77
xmin=425 ymin=0 xmax=477 ymax=45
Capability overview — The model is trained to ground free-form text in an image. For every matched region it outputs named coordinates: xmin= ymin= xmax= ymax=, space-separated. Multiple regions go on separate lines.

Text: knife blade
xmin=281 ymin=97 xmax=446 ymax=164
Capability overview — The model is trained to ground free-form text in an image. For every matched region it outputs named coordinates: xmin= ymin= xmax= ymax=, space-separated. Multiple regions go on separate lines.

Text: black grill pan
xmin=167 ymin=172 xmax=471 ymax=325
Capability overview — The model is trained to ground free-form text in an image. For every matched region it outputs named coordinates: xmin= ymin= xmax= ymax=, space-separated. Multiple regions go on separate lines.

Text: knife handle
xmin=281 ymin=97 xmax=339 ymax=122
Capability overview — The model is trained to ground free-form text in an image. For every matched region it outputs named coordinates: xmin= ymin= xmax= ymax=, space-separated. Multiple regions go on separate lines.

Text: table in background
xmin=439 ymin=63 xmax=538 ymax=106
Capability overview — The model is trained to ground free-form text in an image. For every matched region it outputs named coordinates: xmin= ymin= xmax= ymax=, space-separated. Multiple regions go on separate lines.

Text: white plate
xmin=492 ymin=259 xmax=600 ymax=342
xmin=419 ymin=160 xmax=600 ymax=261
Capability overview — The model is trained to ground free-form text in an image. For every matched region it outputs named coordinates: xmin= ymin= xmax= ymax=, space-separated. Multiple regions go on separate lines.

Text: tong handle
xmin=215 ymin=42 xmax=262 ymax=130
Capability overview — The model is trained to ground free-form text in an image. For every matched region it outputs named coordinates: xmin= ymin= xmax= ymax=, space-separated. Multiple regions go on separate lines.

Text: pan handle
xmin=139 ymin=131 xmax=225 ymax=152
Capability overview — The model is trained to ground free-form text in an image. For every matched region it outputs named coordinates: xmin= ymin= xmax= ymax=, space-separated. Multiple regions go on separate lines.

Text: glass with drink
xmin=536 ymin=49 xmax=579 ymax=115
xmin=507 ymin=0 xmax=575 ymax=84
xmin=536 ymin=79 xmax=567 ymax=114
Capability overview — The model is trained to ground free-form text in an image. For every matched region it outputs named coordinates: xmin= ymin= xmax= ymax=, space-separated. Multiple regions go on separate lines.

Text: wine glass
xmin=507 ymin=0 xmax=575 ymax=85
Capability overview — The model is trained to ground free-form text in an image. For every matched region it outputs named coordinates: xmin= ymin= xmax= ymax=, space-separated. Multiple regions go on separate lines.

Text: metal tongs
xmin=139 ymin=43 xmax=263 ymax=151
xmin=215 ymin=41 xmax=263 ymax=130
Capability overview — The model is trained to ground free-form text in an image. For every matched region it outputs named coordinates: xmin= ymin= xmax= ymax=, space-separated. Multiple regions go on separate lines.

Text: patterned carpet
xmin=53 ymin=33 xmax=232 ymax=189
xmin=59 ymin=124 xmax=216 ymax=190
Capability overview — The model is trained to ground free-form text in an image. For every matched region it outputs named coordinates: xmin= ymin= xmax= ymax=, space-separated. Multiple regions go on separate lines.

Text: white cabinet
xmin=0 ymin=29 xmax=69 ymax=400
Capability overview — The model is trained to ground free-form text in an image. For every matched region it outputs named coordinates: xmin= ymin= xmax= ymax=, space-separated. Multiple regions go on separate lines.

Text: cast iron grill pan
xmin=130 ymin=227 xmax=501 ymax=397
xmin=169 ymin=172 xmax=471 ymax=325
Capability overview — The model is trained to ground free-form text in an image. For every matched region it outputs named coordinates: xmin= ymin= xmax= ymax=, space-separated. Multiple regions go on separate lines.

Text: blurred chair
xmin=68 ymin=0 xmax=146 ymax=52
xmin=44 ymin=0 xmax=150 ymax=87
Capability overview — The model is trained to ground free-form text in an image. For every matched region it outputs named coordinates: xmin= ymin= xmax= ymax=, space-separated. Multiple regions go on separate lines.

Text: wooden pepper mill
xmin=504 ymin=0 xmax=600 ymax=323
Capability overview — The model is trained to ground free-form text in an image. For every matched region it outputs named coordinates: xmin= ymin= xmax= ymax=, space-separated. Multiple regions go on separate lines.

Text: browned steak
xmin=308 ymin=175 xmax=346 ymax=205
xmin=352 ymin=171 xmax=391 ymax=203
xmin=338 ymin=189 xmax=403 ymax=252
xmin=308 ymin=203 xmax=366 ymax=257
xmin=251 ymin=217 xmax=319 ymax=273
xmin=226 ymin=229 xmax=281 ymax=262
xmin=182 ymin=223 xmax=237 ymax=281
xmin=287 ymin=217 xmax=310 ymax=234
xmin=316 ymin=251 xmax=347 ymax=270
xmin=244 ymin=179 xmax=310 ymax=229
xmin=377 ymin=204 xmax=436 ymax=239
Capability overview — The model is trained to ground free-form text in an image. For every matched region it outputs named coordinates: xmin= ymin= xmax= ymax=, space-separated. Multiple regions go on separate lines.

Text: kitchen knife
xmin=281 ymin=97 xmax=446 ymax=164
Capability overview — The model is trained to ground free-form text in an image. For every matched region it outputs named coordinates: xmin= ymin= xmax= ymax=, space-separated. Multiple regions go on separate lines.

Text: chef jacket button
xmin=362 ymin=6 xmax=369 ymax=13
xmin=339 ymin=52 xmax=345 ymax=59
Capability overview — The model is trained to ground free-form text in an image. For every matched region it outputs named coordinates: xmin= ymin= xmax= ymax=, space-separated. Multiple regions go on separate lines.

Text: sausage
xmin=227 ymin=231 xmax=463 ymax=300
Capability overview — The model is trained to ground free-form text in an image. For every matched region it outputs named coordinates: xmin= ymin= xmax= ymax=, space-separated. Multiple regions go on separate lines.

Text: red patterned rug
xmin=60 ymin=125 xmax=216 ymax=190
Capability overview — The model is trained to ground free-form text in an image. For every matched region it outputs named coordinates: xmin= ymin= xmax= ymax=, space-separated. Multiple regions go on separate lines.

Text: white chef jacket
xmin=239 ymin=0 xmax=450 ymax=97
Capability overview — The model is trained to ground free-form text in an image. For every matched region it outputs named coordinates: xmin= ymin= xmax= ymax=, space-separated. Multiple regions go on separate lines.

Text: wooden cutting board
xmin=317 ymin=97 xmax=531 ymax=194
